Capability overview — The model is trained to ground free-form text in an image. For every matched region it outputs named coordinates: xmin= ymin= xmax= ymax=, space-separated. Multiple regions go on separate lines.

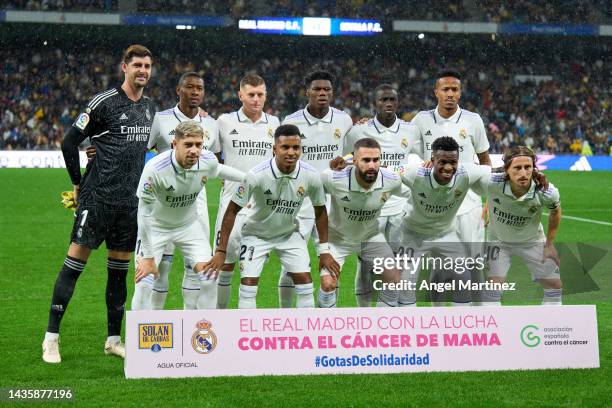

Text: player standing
xmin=214 ymin=74 xmax=280 ymax=309
xmin=280 ymin=70 xmax=353 ymax=307
xmin=319 ymin=138 xmax=407 ymax=308
xmin=343 ymin=84 xmax=421 ymax=306
xmin=43 ymin=45 xmax=155 ymax=363
xmin=132 ymin=121 xmax=244 ymax=304
xmin=479 ymin=147 xmax=562 ymax=305
xmin=134 ymin=72 xmax=220 ymax=310
xmin=204 ymin=124 xmax=338 ymax=308
xmin=412 ymin=71 xmax=490 ymax=241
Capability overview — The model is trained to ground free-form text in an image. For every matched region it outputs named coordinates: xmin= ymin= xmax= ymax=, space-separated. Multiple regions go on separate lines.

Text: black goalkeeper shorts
xmin=70 ymin=204 xmax=138 ymax=252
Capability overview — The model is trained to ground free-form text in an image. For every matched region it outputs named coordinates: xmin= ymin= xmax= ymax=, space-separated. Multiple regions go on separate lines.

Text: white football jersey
xmin=218 ymin=108 xmax=279 ymax=205
xmin=283 ymin=106 xmax=353 ymax=217
xmin=482 ymin=175 xmax=560 ymax=243
xmin=344 ymin=115 xmax=421 ymax=216
xmin=147 ymin=105 xmax=220 ymax=153
xmin=411 ymin=106 xmax=489 ymax=213
xmin=137 ymin=149 xmax=220 ymax=229
xmin=232 ymin=159 xmax=325 ymax=240
xmin=400 ymin=163 xmax=490 ymax=235
xmin=321 ymin=166 xmax=408 ymax=244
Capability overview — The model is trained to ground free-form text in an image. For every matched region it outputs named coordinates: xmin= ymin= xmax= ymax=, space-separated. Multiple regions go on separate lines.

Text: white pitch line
xmin=544 ymin=213 xmax=612 ymax=227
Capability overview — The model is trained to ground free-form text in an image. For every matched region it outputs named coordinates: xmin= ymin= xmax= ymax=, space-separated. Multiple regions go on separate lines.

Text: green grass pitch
xmin=1 ymin=169 xmax=611 ymax=407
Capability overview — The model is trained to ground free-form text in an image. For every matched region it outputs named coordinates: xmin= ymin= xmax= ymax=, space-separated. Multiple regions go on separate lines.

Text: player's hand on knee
xmin=197 ymin=252 xmax=225 ymax=279
xmin=319 ymin=254 xmax=341 ymax=278
xmin=85 ymin=146 xmax=96 ymax=161
xmin=542 ymin=242 xmax=560 ymax=267
xmin=135 ymin=257 xmax=158 ymax=282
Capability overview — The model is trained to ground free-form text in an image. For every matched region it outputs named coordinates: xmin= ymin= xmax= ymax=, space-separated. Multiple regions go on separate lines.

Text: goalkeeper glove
xmin=60 ymin=191 xmax=77 ymax=211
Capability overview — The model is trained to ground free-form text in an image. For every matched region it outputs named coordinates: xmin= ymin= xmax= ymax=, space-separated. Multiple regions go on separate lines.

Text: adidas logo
xmin=119 ymin=113 xmax=128 ymax=120
xmin=169 ymin=130 xmax=175 ymax=136
xmin=341 ymin=196 xmax=350 ymax=202
xmin=493 ymin=198 xmax=501 ymax=204
xmin=166 ymin=185 xmax=175 ymax=192
xmin=229 ymin=129 xmax=239 ymax=135
xmin=570 ymin=156 xmax=592 ymax=171
xmin=300 ymin=133 xmax=307 ymax=139
xmin=264 ymin=189 xmax=272 ymax=195
xmin=418 ymin=192 xmax=427 ymax=198
xmin=425 ymin=130 xmax=432 ymax=136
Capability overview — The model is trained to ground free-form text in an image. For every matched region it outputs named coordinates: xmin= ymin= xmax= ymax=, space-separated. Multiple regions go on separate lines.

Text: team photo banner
xmin=125 ymin=305 xmax=599 ymax=378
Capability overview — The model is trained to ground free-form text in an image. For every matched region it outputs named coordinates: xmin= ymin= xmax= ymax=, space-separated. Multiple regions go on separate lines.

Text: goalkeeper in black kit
xmin=42 ymin=45 xmax=156 ymax=363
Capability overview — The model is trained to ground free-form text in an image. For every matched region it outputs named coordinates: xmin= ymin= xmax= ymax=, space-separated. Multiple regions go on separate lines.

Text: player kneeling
xmin=132 ymin=121 xmax=244 ymax=308
xmin=480 ymin=146 xmax=562 ymax=305
xmin=202 ymin=124 xmax=338 ymax=308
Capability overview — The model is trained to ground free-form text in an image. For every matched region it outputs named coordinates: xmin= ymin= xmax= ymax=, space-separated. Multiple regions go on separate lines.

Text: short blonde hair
xmin=174 ymin=121 xmax=203 ymax=140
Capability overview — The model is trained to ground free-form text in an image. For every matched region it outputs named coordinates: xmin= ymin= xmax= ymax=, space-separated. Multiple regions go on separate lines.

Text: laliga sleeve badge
xmin=191 ymin=319 xmax=217 ymax=354
xmin=75 ymin=112 xmax=90 ymax=130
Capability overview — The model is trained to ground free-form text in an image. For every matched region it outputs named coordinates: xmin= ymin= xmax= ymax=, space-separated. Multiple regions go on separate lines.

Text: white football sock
xmin=238 ymin=284 xmax=258 ymax=309
xmin=317 ymin=288 xmax=336 ymax=308
xmin=197 ymin=271 xmax=218 ymax=309
xmin=542 ymin=288 xmax=562 ymax=305
xmin=131 ymin=274 xmax=154 ymax=310
xmin=295 ymin=283 xmax=315 ymax=308
xmin=151 ymin=254 xmax=172 ymax=309
xmin=181 ymin=267 xmax=200 ymax=310
xmin=278 ymin=272 xmax=295 ymax=308
xmin=216 ymin=270 xmax=233 ymax=309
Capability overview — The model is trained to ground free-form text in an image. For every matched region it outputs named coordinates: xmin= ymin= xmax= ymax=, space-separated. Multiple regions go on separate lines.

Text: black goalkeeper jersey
xmin=71 ymin=86 xmax=155 ymax=209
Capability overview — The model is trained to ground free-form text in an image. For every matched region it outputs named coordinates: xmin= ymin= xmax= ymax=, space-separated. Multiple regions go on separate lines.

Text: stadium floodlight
xmin=418 ymin=33 xmax=425 ymax=39
xmin=175 ymin=25 xmax=195 ymax=30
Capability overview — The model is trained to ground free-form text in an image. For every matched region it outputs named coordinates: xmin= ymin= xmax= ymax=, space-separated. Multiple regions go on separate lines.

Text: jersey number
xmin=239 ymin=245 xmax=255 ymax=261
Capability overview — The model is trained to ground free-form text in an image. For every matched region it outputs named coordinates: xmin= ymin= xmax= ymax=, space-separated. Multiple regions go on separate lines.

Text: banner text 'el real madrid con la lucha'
xmin=125 ymin=305 xmax=599 ymax=378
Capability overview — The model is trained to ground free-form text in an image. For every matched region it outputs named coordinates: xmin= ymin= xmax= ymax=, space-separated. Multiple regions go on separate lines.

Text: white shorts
xmin=486 ymin=241 xmax=560 ymax=281
xmin=320 ymin=233 xmax=395 ymax=277
xmin=214 ymin=196 xmax=247 ymax=264
xmin=400 ymin=228 xmax=466 ymax=260
xmin=455 ymin=205 xmax=485 ymax=257
xmin=135 ymin=190 xmax=209 ymax=263
xmin=239 ymin=232 xmax=310 ymax=279
xmin=148 ymin=222 xmax=212 ymax=267
xmin=195 ymin=188 xmax=210 ymax=242
xmin=377 ymin=212 xmax=404 ymax=250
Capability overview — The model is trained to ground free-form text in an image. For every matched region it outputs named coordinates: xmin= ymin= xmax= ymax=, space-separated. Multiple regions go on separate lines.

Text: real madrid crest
xmin=459 ymin=128 xmax=467 ymax=139
xmin=529 ymin=206 xmax=538 ymax=214
xmin=203 ymin=129 xmax=209 ymax=141
xmin=145 ymin=108 xmax=151 ymax=121
xmin=380 ymin=192 xmax=389 ymax=203
xmin=201 ymin=176 xmax=208 ymax=186
xmin=455 ymin=190 xmax=462 ymax=197
xmin=333 ymin=128 xmax=341 ymax=139
xmin=297 ymin=186 xmax=305 ymax=197
xmin=401 ymin=138 xmax=408 ymax=148
xmin=191 ymin=319 xmax=217 ymax=355
xmin=268 ymin=128 xmax=273 ymax=138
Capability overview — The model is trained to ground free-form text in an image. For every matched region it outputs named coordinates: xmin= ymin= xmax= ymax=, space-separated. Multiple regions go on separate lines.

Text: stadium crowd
xmin=1 ymin=40 xmax=609 ymax=155
xmin=1 ymin=0 xmax=610 ymax=23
